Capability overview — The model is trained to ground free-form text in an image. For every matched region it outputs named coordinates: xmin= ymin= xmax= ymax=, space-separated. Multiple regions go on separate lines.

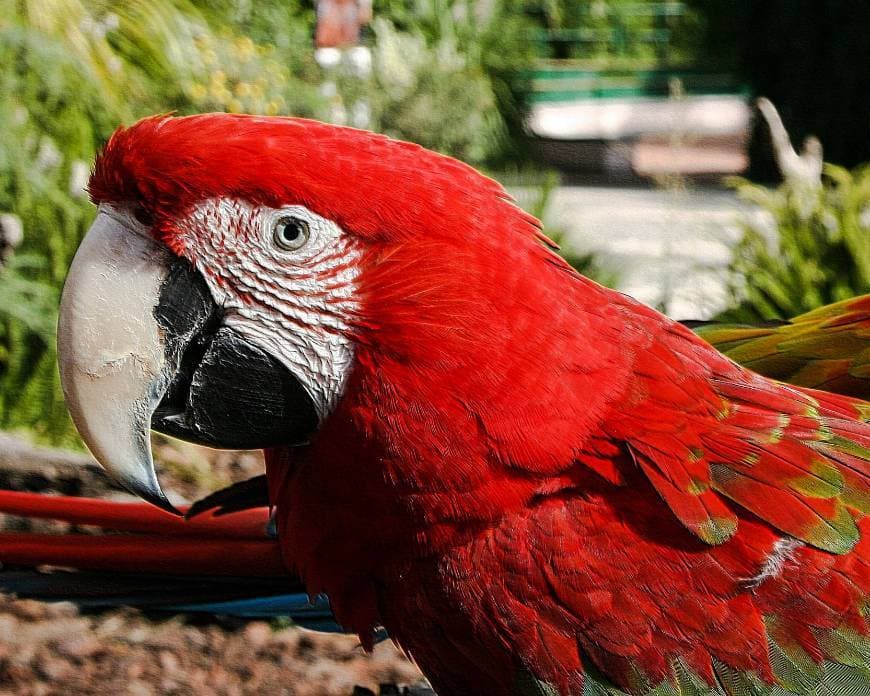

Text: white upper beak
xmin=57 ymin=207 xmax=177 ymax=511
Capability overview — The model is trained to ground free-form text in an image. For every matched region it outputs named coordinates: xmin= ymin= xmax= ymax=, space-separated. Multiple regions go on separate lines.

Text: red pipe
xmin=0 ymin=490 xmax=270 ymax=539
xmin=0 ymin=532 xmax=288 ymax=577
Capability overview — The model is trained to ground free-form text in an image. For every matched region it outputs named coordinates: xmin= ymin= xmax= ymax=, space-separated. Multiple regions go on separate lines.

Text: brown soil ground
xmin=0 ymin=596 xmax=425 ymax=695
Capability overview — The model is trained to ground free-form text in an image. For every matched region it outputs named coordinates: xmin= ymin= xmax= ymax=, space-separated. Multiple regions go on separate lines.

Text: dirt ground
xmin=0 ymin=596 xmax=426 ymax=695
xmin=0 ymin=434 xmax=429 ymax=695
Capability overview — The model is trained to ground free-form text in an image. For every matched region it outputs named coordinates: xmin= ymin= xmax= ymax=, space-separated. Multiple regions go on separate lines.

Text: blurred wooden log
xmin=0 ymin=433 xmax=121 ymax=497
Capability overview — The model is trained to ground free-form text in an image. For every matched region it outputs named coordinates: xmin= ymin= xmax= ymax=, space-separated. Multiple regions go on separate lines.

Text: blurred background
xmin=0 ymin=1 xmax=869 ymax=693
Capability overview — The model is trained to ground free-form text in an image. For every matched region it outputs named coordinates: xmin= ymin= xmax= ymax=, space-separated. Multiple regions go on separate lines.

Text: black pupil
xmin=280 ymin=219 xmax=302 ymax=242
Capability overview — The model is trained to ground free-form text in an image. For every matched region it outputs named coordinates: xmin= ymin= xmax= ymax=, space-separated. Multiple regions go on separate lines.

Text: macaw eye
xmin=273 ymin=216 xmax=310 ymax=251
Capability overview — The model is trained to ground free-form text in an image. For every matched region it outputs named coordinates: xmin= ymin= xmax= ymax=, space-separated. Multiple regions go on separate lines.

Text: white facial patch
xmin=178 ymin=198 xmax=361 ymax=420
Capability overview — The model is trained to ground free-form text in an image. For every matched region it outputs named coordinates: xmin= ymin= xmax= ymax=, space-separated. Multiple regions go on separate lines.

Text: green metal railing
xmin=527 ymin=67 xmax=746 ymax=103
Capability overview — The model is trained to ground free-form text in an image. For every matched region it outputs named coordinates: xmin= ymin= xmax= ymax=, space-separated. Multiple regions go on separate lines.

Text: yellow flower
xmin=189 ymin=84 xmax=207 ymax=101
xmin=210 ymin=82 xmax=232 ymax=102
xmin=235 ymin=36 xmax=255 ymax=61
xmin=228 ymin=98 xmax=243 ymax=114
xmin=235 ymin=82 xmax=252 ymax=98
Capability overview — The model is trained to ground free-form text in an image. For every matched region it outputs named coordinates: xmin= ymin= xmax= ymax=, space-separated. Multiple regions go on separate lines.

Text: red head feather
xmin=88 ymin=113 xmax=546 ymax=250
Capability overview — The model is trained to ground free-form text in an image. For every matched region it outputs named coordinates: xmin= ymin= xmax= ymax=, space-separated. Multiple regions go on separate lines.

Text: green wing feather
xmin=594 ymin=292 xmax=870 ymax=696
xmin=689 ymin=295 xmax=870 ymax=400
xmin=571 ymin=648 xmax=870 ymax=696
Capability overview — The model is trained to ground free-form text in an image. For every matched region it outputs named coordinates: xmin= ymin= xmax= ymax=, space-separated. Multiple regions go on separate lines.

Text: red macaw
xmin=36 ymin=114 xmax=869 ymax=695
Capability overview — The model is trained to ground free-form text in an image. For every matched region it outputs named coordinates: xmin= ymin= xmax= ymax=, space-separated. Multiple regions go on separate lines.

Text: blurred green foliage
xmin=718 ymin=164 xmax=870 ymax=323
xmin=332 ymin=0 xmax=536 ymax=166
xmin=528 ymin=0 xmax=705 ymax=65
xmin=0 ymin=13 xmax=119 ymax=444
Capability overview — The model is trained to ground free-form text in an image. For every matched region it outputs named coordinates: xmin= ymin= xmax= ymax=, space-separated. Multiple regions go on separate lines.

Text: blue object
xmin=168 ymin=592 xmax=344 ymax=632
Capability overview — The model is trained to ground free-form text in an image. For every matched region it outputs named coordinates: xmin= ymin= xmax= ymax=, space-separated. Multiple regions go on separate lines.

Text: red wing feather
xmin=601 ymin=308 xmax=868 ymax=555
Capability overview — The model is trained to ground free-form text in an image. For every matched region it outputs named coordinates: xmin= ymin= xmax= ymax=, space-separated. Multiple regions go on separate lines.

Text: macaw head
xmin=58 ymin=113 xmax=559 ymax=510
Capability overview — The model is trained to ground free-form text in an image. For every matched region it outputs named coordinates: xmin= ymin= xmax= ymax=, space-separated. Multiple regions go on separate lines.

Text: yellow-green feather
xmin=691 ymin=295 xmax=870 ymax=400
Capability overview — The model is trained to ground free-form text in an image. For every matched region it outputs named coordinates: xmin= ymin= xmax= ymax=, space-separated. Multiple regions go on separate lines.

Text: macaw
xmin=22 ymin=114 xmax=870 ymax=695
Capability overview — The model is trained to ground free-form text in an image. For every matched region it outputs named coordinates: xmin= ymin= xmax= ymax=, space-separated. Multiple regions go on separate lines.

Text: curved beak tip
xmin=123 ymin=478 xmax=183 ymax=516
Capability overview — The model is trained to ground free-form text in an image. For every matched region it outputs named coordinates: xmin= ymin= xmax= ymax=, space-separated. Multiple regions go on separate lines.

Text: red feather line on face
xmin=88 ymin=113 xmax=551 ymax=255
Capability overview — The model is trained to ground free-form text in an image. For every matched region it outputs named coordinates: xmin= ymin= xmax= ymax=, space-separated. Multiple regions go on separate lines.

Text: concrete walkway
xmin=544 ymin=186 xmax=748 ymax=320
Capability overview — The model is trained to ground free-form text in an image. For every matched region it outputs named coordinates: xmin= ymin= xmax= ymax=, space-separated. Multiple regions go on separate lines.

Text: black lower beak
xmin=150 ymin=259 xmax=319 ymax=449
